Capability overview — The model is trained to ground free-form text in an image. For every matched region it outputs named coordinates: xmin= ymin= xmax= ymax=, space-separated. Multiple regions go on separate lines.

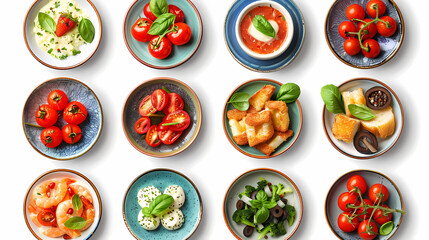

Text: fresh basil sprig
xmin=228 ymin=92 xmax=250 ymax=111
xmin=348 ymin=104 xmax=375 ymax=120
xmin=254 ymin=207 xmax=270 ymax=224
xmin=250 ymin=190 xmax=277 ymax=224
xmin=149 ymin=0 xmax=169 ymax=17
xmin=78 ymin=18 xmax=95 ymax=43
xmin=148 ymin=13 xmax=176 ymax=36
xmin=38 ymin=12 xmax=56 ymax=34
xmin=321 ymin=84 xmax=345 ymax=114
xmin=277 ymin=83 xmax=300 ymax=103
xmin=252 ymin=15 xmax=275 ymax=38
xmin=141 ymin=194 xmax=174 ymax=218
xmin=72 ymin=194 xmax=82 ymax=211
xmin=64 ymin=216 xmax=87 ymax=229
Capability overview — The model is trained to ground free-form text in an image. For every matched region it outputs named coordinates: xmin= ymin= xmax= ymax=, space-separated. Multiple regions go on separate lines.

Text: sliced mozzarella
xmin=164 ymin=185 xmax=186 ymax=209
xmin=248 ymin=20 xmax=279 ymax=42
xmin=137 ymin=186 xmax=162 ymax=208
xmin=138 ymin=211 xmax=160 ymax=230
xmin=161 ymin=209 xmax=185 ymax=230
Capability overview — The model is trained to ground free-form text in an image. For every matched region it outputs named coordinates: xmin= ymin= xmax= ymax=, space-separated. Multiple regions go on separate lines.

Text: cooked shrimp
xmin=28 ymin=203 xmax=66 ymax=238
xmin=56 ymin=200 xmax=83 ymax=239
xmin=33 ymin=179 xmax=67 ymax=208
xmin=80 ymin=196 xmax=95 ymax=231
xmin=28 ymin=203 xmax=42 ymax=227
xmin=68 ymin=183 xmax=93 ymax=203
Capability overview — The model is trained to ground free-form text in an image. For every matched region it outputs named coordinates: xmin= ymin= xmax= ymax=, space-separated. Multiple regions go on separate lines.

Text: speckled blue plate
xmin=123 ymin=169 xmax=203 ymax=240
xmin=325 ymin=0 xmax=404 ymax=69
xmin=224 ymin=0 xmax=305 ymax=72
xmin=325 ymin=169 xmax=404 ymax=239
xmin=123 ymin=0 xmax=203 ymax=69
xmin=22 ymin=77 xmax=103 ymax=160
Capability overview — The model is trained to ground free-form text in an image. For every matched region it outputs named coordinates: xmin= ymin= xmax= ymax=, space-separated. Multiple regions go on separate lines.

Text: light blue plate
xmin=22 ymin=78 xmax=103 ymax=160
xmin=224 ymin=0 xmax=305 ymax=72
xmin=123 ymin=169 xmax=203 ymax=240
xmin=325 ymin=170 xmax=404 ymax=239
xmin=123 ymin=0 xmax=203 ymax=69
xmin=325 ymin=0 xmax=404 ymax=68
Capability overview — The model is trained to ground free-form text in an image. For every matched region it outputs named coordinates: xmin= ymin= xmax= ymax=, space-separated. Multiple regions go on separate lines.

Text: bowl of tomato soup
xmin=236 ymin=0 xmax=294 ymax=60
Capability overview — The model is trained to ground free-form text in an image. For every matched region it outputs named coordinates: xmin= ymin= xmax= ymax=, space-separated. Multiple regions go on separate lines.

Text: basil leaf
xmin=142 ymin=207 xmax=152 ymax=218
xmin=149 ymin=0 xmax=169 ymax=17
xmin=277 ymin=83 xmax=301 ymax=103
xmin=148 ymin=194 xmax=174 ymax=216
xmin=148 ymin=13 xmax=176 ymax=36
xmin=227 ymin=92 xmax=250 ymax=111
xmin=252 ymin=15 xmax=275 ymax=38
xmin=348 ymin=104 xmax=375 ymax=120
xmin=254 ymin=207 xmax=270 ymax=223
xmin=249 ymin=199 xmax=262 ymax=209
xmin=263 ymin=201 xmax=277 ymax=209
xmin=64 ymin=216 xmax=87 ymax=229
xmin=379 ymin=221 xmax=394 ymax=235
xmin=321 ymin=84 xmax=345 ymax=114
xmin=256 ymin=190 xmax=267 ymax=202
xmin=72 ymin=194 xmax=82 ymax=210
xmin=38 ymin=12 xmax=56 ymax=34
xmin=78 ymin=18 xmax=95 ymax=43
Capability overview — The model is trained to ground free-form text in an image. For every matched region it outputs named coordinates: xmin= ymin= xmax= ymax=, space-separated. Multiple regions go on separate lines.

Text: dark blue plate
xmin=224 ymin=0 xmax=305 ymax=72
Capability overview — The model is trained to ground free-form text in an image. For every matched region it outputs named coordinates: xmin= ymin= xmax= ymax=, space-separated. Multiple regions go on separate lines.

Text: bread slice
xmin=227 ymin=109 xmax=248 ymax=145
xmin=245 ymin=111 xmax=274 ymax=147
xmin=249 ymin=85 xmax=276 ymax=112
xmin=255 ymin=130 xmax=294 ymax=156
xmin=332 ymin=114 xmax=361 ymax=143
xmin=265 ymin=101 xmax=289 ymax=132
xmin=342 ymin=88 xmax=366 ymax=117
xmin=361 ymin=106 xmax=395 ymax=138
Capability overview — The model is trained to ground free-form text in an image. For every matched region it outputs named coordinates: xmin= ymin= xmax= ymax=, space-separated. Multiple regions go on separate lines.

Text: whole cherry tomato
xmin=338 ymin=21 xmax=357 ymax=39
xmin=143 ymin=2 xmax=157 ymax=22
xmin=37 ymin=210 xmax=57 ymax=227
xmin=36 ymin=104 xmax=58 ymax=127
xmin=145 ymin=125 xmax=161 ymax=147
xmin=41 ymin=126 xmax=62 ymax=148
xmin=358 ymin=220 xmax=378 ymax=240
xmin=168 ymin=5 xmax=185 ymax=23
xmin=131 ymin=17 xmax=153 ymax=42
xmin=157 ymin=123 xmax=182 ymax=145
xmin=362 ymin=39 xmax=381 ymax=58
xmin=63 ymin=101 xmax=88 ymax=125
xmin=62 ymin=124 xmax=82 ymax=144
xmin=338 ymin=192 xmax=360 ymax=212
xmin=373 ymin=204 xmax=393 ymax=225
xmin=358 ymin=19 xmax=377 ymax=40
xmin=162 ymin=110 xmax=191 ymax=132
xmin=346 ymin=4 xmax=365 ymax=22
xmin=139 ymin=95 xmax=157 ymax=116
xmin=163 ymin=93 xmax=184 ymax=115
xmin=368 ymin=183 xmax=389 ymax=204
xmin=356 ymin=199 xmax=374 ymax=221
xmin=347 ymin=175 xmax=367 ymax=194
xmin=376 ymin=16 xmax=397 ymax=37
xmin=47 ymin=90 xmax=69 ymax=111
xmin=151 ymin=89 xmax=169 ymax=111
xmin=134 ymin=117 xmax=151 ymax=134
xmin=344 ymin=38 xmax=361 ymax=56
xmin=148 ymin=36 xmax=172 ymax=59
xmin=366 ymin=0 xmax=386 ymax=18
xmin=337 ymin=211 xmax=359 ymax=232
xmin=167 ymin=22 xmax=192 ymax=45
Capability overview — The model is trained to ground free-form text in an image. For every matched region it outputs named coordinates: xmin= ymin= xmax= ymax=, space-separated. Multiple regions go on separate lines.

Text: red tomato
xmin=143 ymin=2 xmax=157 ymax=21
xmin=157 ymin=123 xmax=182 ymax=144
xmin=358 ymin=19 xmax=377 ymax=40
xmin=168 ymin=5 xmax=185 ymax=23
xmin=376 ymin=16 xmax=397 ymax=37
xmin=358 ymin=220 xmax=378 ymax=240
xmin=167 ymin=22 xmax=192 ymax=45
xmin=162 ymin=110 xmax=191 ymax=132
xmin=145 ymin=125 xmax=161 ymax=147
xmin=366 ymin=0 xmax=386 ymax=18
xmin=347 ymin=175 xmax=367 ymax=194
xmin=63 ymin=101 xmax=88 ymax=125
xmin=139 ymin=95 xmax=157 ymax=116
xmin=151 ymin=89 xmax=169 ymax=111
xmin=357 ymin=199 xmax=374 ymax=221
xmin=344 ymin=38 xmax=361 ymax=56
xmin=62 ymin=124 xmax=82 ymax=144
xmin=134 ymin=117 xmax=151 ymax=134
xmin=338 ymin=21 xmax=357 ymax=39
xmin=36 ymin=104 xmax=58 ymax=127
xmin=47 ymin=90 xmax=68 ymax=111
xmin=148 ymin=36 xmax=172 ymax=59
xmin=362 ymin=39 xmax=381 ymax=58
xmin=163 ymin=93 xmax=184 ymax=115
xmin=373 ymin=204 xmax=393 ymax=225
xmin=369 ymin=183 xmax=389 ymax=204
xmin=37 ymin=210 xmax=56 ymax=227
xmin=346 ymin=4 xmax=365 ymax=22
xmin=131 ymin=18 xmax=153 ymax=42
xmin=337 ymin=211 xmax=359 ymax=232
xmin=41 ymin=126 xmax=62 ymax=148
xmin=338 ymin=192 xmax=360 ymax=212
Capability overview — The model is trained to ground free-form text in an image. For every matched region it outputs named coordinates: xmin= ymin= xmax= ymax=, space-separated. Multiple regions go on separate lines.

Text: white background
xmin=1 ymin=0 xmax=426 ymax=239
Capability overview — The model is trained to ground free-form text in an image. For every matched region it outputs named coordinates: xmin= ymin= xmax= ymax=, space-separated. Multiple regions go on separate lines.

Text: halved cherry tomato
xmin=151 ymin=89 xmax=169 ymax=111
xmin=162 ymin=110 xmax=191 ymax=131
xmin=338 ymin=21 xmax=357 ymax=39
xmin=63 ymin=101 xmax=87 ymax=125
xmin=163 ymin=93 xmax=184 ymax=115
xmin=337 ymin=211 xmax=359 ymax=232
xmin=47 ymin=90 xmax=69 ymax=111
xmin=358 ymin=220 xmax=378 ymax=240
xmin=148 ymin=36 xmax=172 ymax=59
xmin=366 ymin=0 xmax=386 ymax=18
xmin=346 ymin=4 xmax=365 ymax=22
xmin=62 ymin=124 xmax=82 ymax=144
xmin=368 ymin=183 xmax=389 ymax=204
xmin=373 ymin=204 xmax=393 ymax=225
xmin=344 ymin=38 xmax=361 ymax=56
xmin=167 ymin=22 xmax=192 ymax=45
xmin=143 ymin=2 xmax=157 ymax=22
xmin=139 ymin=95 xmax=157 ymax=117
xmin=41 ymin=126 xmax=62 ymax=148
xmin=362 ymin=39 xmax=380 ymax=59
xmin=36 ymin=104 xmax=58 ymax=127
xmin=134 ymin=117 xmax=151 ymax=134
xmin=131 ymin=17 xmax=153 ymax=42
xmin=358 ymin=19 xmax=377 ymax=40
xmin=376 ymin=16 xmax=397 ymax=37
xmin=157 ymin=123 xmax=182 ymax=145
xmin=37 ymin=210 xmax=56 ymax=227
xmin=168 ymin=5 xmax=185 ymax=23
xmin=347 ymin=175 xmax=367 ymax=194
xmin=145 ymin=125 xmax=161 ymax=147
xmin=338 ymin=192 xmax=360 ymax=212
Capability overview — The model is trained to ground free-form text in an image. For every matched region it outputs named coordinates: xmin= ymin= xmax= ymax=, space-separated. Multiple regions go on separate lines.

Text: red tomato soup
xmin=240 ymin=6 xmax=288 ymax=55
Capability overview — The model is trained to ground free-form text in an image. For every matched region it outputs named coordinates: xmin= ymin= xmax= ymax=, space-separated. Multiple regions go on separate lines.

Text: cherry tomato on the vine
xmin=338 ymin=192 xmax=360 ymax=212
xmin=145 ymin=125 xmax=161 ymax=147
xmin=131 ymin=18 xmax=153 ymax=42
xmin=36 ymin=104 xmax=58 ymax=127
xmin=358 ymin=19 xmax=377 ymax=40
xmin=366 ymin=0 xmax=386 ymax=19
xmin=143 ymin=3 xmax=157 ymax=22
xmin=168 ymin=5 xmax=185 ymax=23
xmin=41 ymin=126 xmax=62 ymax=148
xmin=63 ymin=101 xmax=88 ymax=125
xmin=167 ymin=22 xmax=192 ymax=45
xmin=377 ymin=16 xmax=397 ymax=37
xmin=337 ymin=211 xmax=359 ymax=232
xmin=134 ymin=117 xmax=151 ymax=134
xmin=373 ymin=204 xmax=393 ymax=225
xmin=347 ymin=175 xmax=367 ymax=194
xmin=338 ymin=21 xmax=357 ymax=39
xmin=148 ymin=36 xmax=172 ymax=59
xmin=358 ymin=220 xmax=378 ymax=240
xmin=163 ymin=93 xmax=184 ymax=115
xmin=151 ymin=89 xmax=169 ymax=111
xmin=346 ymin=4 xmax=365 ymax=22
xmin=356 ymin=199 xmax=374 ymax=221
xmin=344 ymin=38 xmax=361 ymax=56
xmin=369 ymin=183 xmax=389 ymax=204
xmin=62 ymin=124 xmax=82 ymax=144
xmin=362 ymin=39 xmax=380 ymax=58
xmin=47 ymin=90 xmax=68 ymax=111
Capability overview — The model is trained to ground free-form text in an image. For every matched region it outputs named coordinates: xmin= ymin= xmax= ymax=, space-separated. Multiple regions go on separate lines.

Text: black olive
xmin=365 ymin=86 xmax=391 ymax=110
xmin=236 ymin=200 xmax=245 ymax=210
xmin=250 ymin=191 xmax=258 ymax=200
xmin=280 ymin=209 xmax=288 ymax=221
xmin=243 ymin=225 xmax=254 ymax=237
xmin=354 ymin=130 xmax=378 ymax=154
xmin=270 ymin=205 xmax=283 ymax=218
xmin=281 ymin=198 xmax=288 ymax=205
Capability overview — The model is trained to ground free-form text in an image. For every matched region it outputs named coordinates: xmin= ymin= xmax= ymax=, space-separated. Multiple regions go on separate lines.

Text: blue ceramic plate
xmin=223 ymin=79 xmax=303 ymax=158
xmin=22 ymin=78 xmax=103 ymax=160
xmin=123 ymin=0 xmax=203 ymax=69
xmin=325 ymin=0 xmax=404 ymax=69
xmin=325 ymin=169 xmax=404 ymax=239
xmin=224 ymin=0 xmax=305 ymax=72
xmin=123 ymin=169 xmax=203 ymax=240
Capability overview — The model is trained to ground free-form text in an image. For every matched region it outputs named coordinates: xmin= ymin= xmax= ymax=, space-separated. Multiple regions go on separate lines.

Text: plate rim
xmin=222 ymin=78 xmax=303 ymax=159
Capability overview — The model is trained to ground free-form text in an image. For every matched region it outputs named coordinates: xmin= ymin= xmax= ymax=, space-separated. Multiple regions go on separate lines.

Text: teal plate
xmin=123 ymin=0 xmax=203 ymax=69
xmin=223 ymin=79 xmax=303 ymax=159
xmin=123 ymin=169 xmax=203 ymax=240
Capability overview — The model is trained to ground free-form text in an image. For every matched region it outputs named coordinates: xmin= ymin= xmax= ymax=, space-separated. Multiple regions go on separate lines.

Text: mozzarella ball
xmin=161 ymin=209 xmax=185 ymax=230
xmin=138 ymin=210 xmax=160 ymax=230
xmin=137 ymin=186 xmax=162 ymax=208
xmin=164 ymin=185 xmax=186 ymax=209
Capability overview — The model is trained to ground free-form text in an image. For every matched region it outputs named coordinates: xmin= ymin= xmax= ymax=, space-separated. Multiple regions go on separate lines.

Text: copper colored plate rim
xmin=222 ymin=78 xmax=303 ymax=159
